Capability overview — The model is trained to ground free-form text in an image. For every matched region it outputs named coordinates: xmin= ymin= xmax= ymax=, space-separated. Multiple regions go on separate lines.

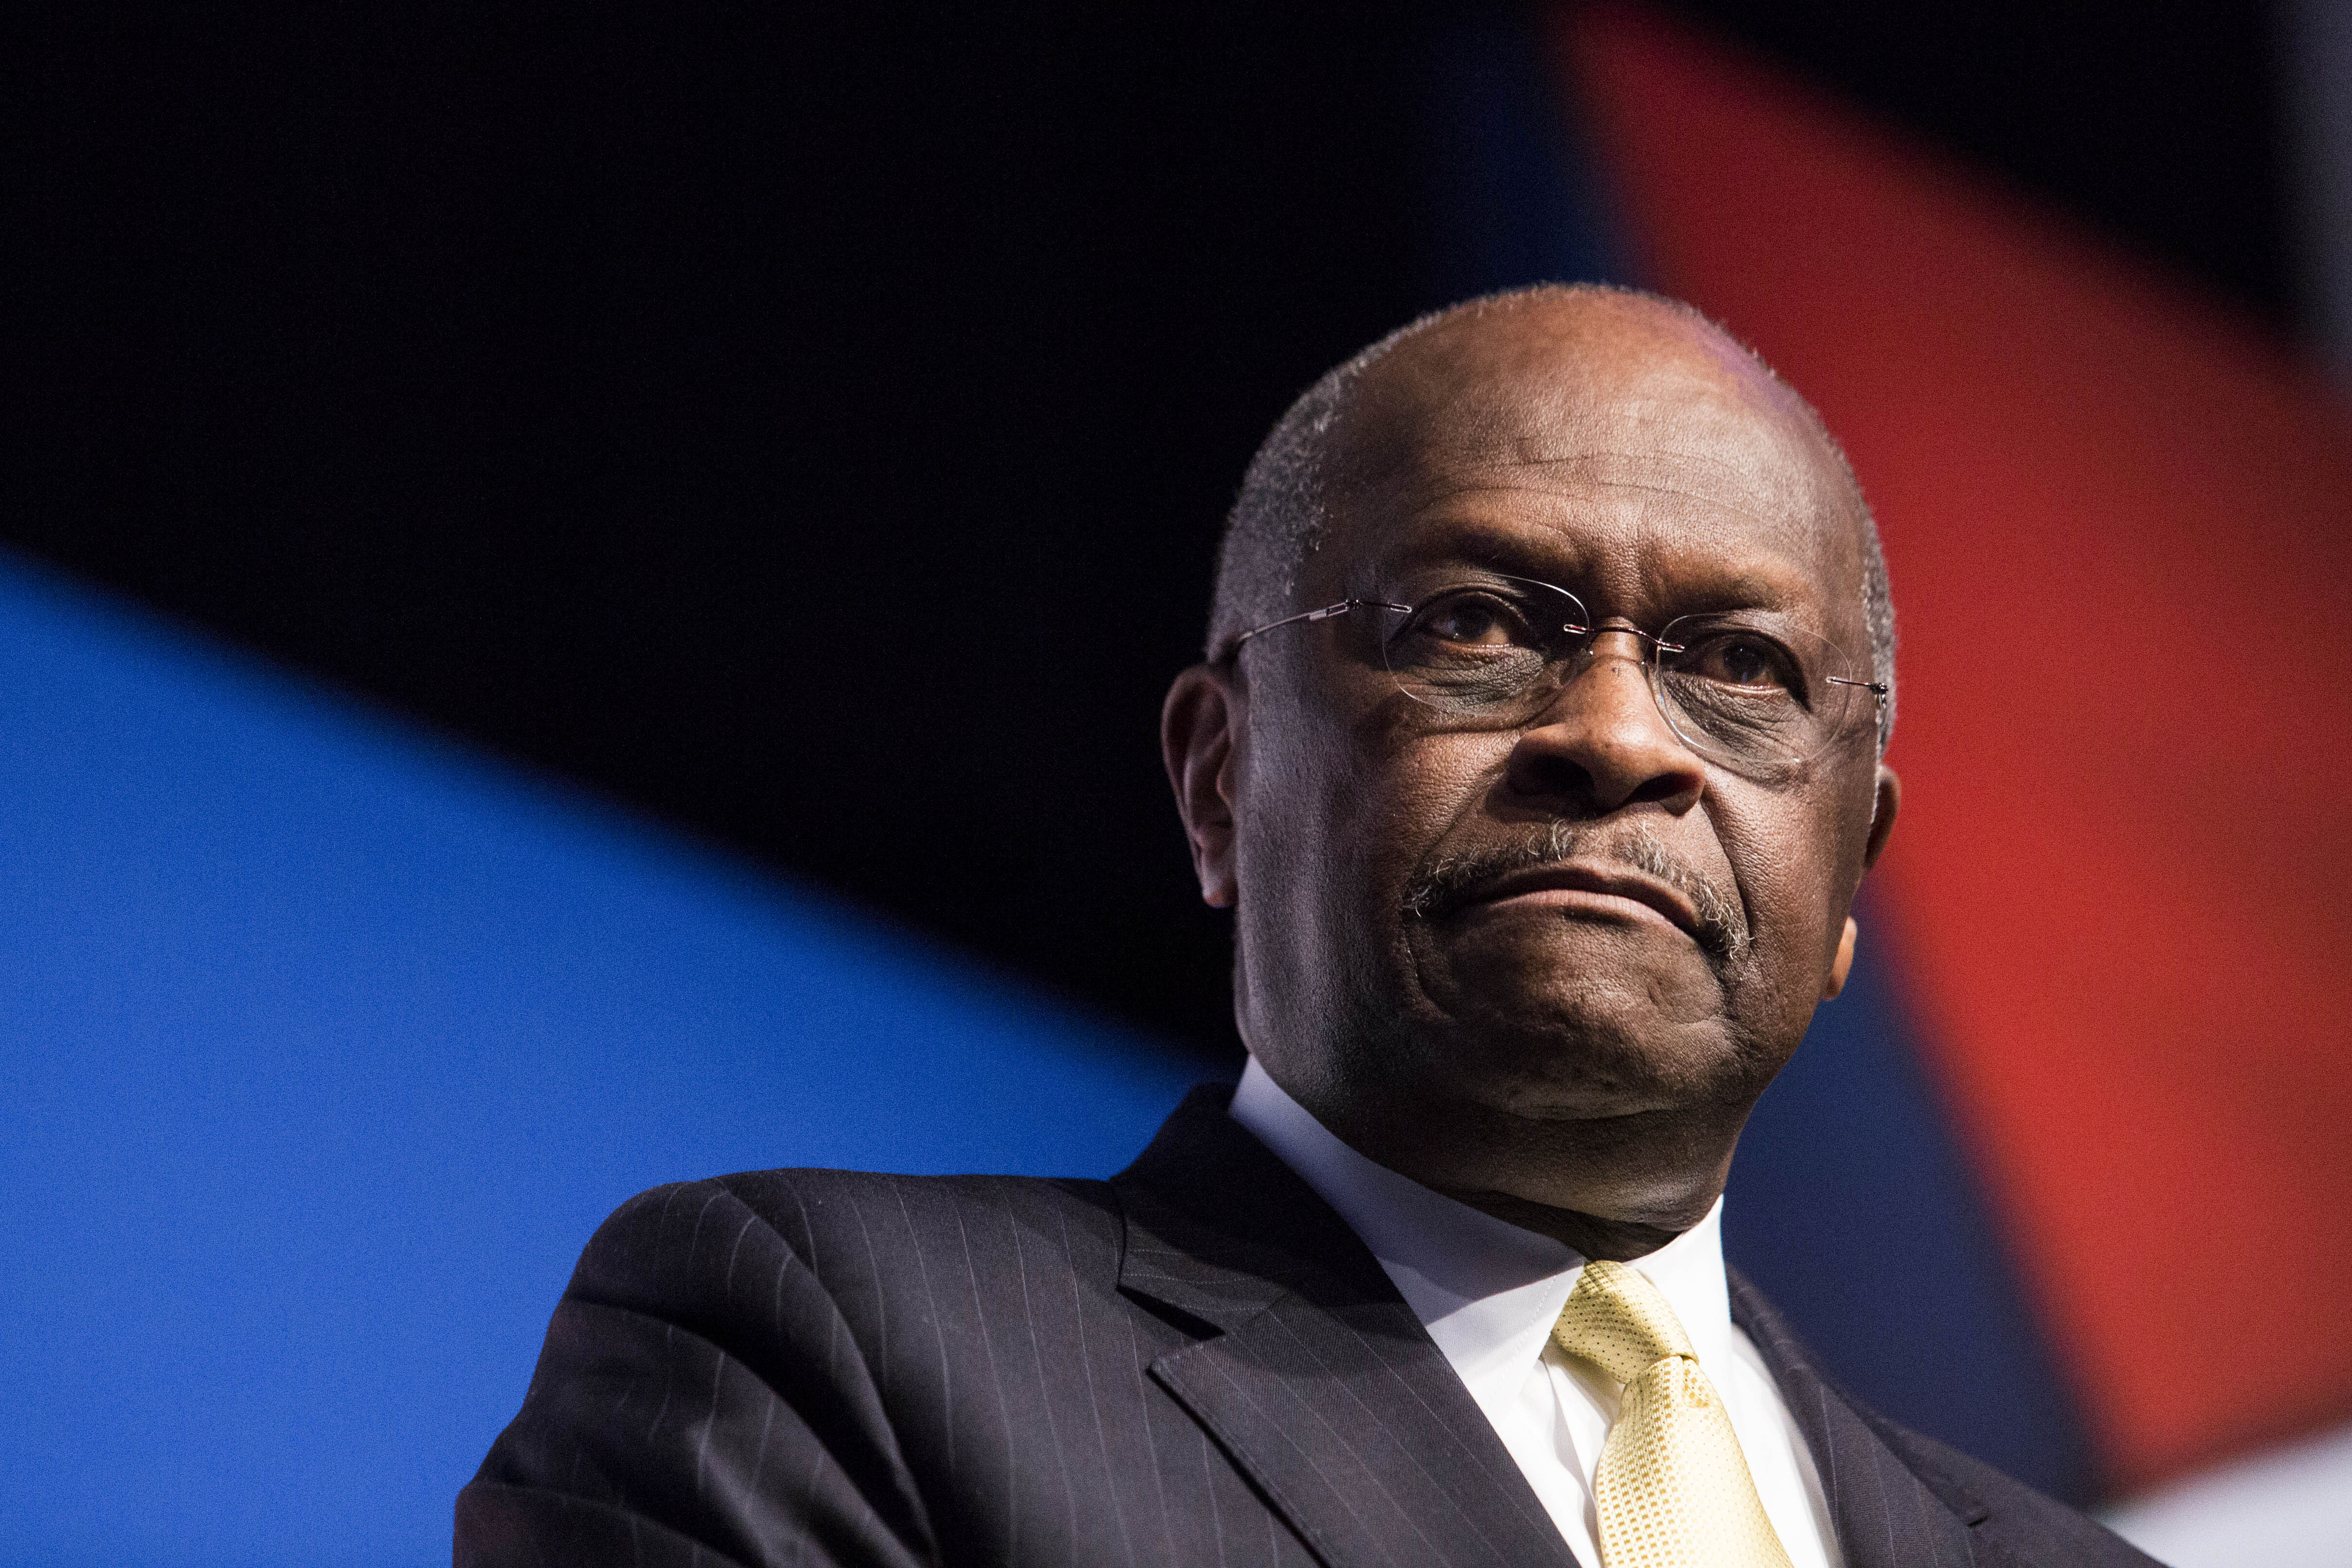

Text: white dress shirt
xmin=1229 ymin=1057 xmax=1843 ymax=1568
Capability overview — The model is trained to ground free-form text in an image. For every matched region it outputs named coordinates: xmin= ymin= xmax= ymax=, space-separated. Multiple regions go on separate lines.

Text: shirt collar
xmin=1228 ymin=1056 xmax=1734 ymax=1403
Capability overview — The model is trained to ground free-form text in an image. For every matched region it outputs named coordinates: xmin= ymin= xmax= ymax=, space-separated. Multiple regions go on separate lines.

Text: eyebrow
xmin=1369 ymin=526 xmax=1822 ymax=616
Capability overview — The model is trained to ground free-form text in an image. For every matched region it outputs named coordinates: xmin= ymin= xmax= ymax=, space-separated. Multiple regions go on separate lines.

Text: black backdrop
xmin=9 ymin=0 xmax=2301 ymax=1060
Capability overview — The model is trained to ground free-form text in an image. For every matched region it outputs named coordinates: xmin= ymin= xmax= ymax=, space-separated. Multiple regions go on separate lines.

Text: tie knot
xmin=1551 ymin=1258 xmax=1696 ymax=1385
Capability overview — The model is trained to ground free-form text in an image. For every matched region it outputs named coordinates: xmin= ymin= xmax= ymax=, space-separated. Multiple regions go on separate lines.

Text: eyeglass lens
xmin=1369 ymin=577 xmax=1868 ymax=774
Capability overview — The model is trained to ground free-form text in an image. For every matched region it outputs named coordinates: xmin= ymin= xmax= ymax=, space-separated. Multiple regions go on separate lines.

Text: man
xmin=459 ymin=287 xmax=2158 ymax=1566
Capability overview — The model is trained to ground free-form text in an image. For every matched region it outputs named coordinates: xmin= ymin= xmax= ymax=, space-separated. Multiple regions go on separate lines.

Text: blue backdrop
xmin=0 ymin=555 xmax=1200 ymax=1566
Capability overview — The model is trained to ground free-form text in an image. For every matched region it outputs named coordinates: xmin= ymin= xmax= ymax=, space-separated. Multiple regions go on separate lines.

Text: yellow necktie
xmin=1551 ymin=1259 xmax=1795 ymax=1568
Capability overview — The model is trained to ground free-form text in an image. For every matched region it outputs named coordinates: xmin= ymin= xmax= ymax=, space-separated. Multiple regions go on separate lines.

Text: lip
xmin=1447 ymin=862 xmax=1701 ymax=938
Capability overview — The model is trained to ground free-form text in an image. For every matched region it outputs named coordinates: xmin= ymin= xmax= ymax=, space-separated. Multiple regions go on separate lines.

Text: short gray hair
xmin=1206 ymin=284 xmax=1897 ymax=749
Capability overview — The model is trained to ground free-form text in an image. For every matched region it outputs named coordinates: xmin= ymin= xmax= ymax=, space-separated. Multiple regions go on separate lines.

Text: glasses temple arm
xmin=1222 ymin=598 xmax=1413 ymax=659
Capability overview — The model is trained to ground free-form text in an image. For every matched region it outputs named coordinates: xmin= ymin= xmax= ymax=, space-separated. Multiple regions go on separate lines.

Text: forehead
xmin=1321 ymin=306 xmax=1865 ymax=623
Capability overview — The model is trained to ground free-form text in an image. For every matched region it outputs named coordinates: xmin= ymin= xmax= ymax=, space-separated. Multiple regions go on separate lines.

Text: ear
xmin=1825 ymin=765 xmax=1902 ymax=1000
xmin=1823 ymin=916 xmax=1858 ymax=998
xmin=1162 ymin=664 xmax=1241 ymax=908
xmin=1864 ymin=763 xmax=1901 ymax=869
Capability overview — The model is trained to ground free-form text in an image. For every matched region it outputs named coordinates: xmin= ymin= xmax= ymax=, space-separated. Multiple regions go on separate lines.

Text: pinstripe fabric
xmin=458 ymin=1088 xmax=2161 ymax=1568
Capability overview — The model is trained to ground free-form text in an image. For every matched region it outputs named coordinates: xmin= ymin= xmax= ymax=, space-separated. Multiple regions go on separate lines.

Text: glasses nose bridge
xmin=1560 ymin=617 xmax=1675 ymax=679
xmin=1538 ymin=619 xmax=1679 ymax=727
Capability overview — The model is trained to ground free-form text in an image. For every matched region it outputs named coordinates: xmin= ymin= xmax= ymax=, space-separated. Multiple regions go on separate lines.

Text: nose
xmin=1501 ymin=628 xmax=1708 ymax=815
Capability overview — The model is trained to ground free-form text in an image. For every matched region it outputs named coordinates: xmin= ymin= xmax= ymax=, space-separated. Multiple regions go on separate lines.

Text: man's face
xmin=1187 ymin=301 xmax=1897 ymax=1205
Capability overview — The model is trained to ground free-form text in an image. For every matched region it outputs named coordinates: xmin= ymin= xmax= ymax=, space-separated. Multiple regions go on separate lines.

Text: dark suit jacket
xmin=459 ymin=1086 xmax=2160 ymax=1567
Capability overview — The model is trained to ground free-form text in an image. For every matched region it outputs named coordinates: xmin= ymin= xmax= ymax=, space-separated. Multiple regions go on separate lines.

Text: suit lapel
xmin=1115 ymin=1088 xmax=1584 ymax=1568
xmin=1730 ymin=1270 xmax=1993 ymax=1568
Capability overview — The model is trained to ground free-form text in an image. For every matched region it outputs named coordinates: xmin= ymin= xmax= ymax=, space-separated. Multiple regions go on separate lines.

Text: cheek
xmin=1236 ymin=711 xmax=1495 ymax=963
xmin=1712 ymin=780 xmax=1867 ymax=1000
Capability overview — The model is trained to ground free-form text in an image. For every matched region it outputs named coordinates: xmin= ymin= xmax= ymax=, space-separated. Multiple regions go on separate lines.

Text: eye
xmin=1409 ymin=591 xmax=1538 ymax=649
xmin=1676 ymin=630 xmax=1799 ymax=693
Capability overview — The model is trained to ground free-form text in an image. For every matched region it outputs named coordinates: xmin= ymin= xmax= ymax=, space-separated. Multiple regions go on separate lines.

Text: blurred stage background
xmin=8 ymin=2 xmax=2351 ymax=1562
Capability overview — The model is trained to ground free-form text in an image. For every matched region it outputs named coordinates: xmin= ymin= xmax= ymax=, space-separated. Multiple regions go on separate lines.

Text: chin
xmin=1427 ymin=912 xmax=1731 ymax=1040
xmin=1414 ymin=973 xmax=1755 ymax=1119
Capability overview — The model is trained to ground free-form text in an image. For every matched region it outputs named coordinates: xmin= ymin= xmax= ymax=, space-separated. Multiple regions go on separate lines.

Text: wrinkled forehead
xmin=1319 ymin=311 xmax=1868 ymax=630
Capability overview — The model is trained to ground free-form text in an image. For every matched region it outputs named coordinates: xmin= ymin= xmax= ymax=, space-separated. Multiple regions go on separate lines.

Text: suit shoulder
xmin=472 ymin=1171 xmax=964 ymax=1564
xmin=1871 ymin=1417 xmax=2164 ymax=1566
xmin=576 ymin=1168 xmax=1122 ymax=1301
xmin=709 ymin=1164 xmax=1115 ymax=1211
xmin=714 ymin=1166 xmax=1116 ymax=1240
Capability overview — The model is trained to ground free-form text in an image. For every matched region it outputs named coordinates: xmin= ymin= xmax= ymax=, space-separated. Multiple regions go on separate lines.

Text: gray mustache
xmin=1401 ymin=820 xmax=1750 ymax=968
